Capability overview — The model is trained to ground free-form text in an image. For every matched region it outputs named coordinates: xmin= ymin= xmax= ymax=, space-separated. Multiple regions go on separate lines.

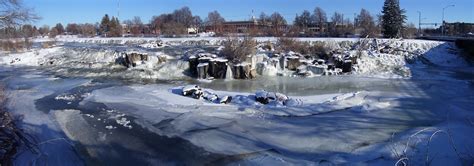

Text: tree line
xmin=1 ymin=0 xmax=415 ymax=39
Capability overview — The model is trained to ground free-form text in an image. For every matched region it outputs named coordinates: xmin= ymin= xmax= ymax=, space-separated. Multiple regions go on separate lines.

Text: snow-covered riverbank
xmin=1 ymin=37 xmax=469 ymax=81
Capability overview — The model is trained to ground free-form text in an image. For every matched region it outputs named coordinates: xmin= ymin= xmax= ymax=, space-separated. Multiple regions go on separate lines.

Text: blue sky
xmin=25 ymin=0 xmax=473 ymax=28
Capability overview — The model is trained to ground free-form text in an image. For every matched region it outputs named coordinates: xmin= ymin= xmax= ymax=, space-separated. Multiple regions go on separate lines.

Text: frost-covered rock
xmin=307 ymin=65 xmax=327 ymax=75
xmin=138 ymin=40 xmax=163 ymax=49
xmin=197 ymin=63 xmax=209 ymax=79
xmin=255 ymin=90 xmax=290 ymax=105
xmin=287 ymin=56 xmax=301 ymax=70
xmin=182 ymin=85 xmax=203 ymax=99
xmin=203 ymin=91 xmax=219 ymax=102
xmin=233 ymin=62 xmax=255 ymax=79
xmin=219 ymin=96 xmax=232 ymax=104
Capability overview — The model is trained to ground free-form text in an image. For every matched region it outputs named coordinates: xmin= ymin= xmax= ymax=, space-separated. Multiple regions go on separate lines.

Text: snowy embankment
xmin=352 ymin=39 xmax=468 ymax=78
xmin=0 ymin=46 xmax=188 ymax=80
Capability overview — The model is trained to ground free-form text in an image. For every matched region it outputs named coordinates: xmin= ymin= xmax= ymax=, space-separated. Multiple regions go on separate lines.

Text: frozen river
xmin=2 ymin=63 xmax=473 ymax=165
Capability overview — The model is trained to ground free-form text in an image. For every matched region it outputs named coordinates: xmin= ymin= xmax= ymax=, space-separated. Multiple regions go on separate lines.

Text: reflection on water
xmin=197 ymin=76 xmax=404 ymax=95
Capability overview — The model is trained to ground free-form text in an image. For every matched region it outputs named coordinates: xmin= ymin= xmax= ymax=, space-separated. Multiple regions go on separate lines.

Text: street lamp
xmin=442 ymin=4 xmax=455 ymax=36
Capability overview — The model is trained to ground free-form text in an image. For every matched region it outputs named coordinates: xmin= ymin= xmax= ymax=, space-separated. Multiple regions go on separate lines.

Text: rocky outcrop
xmin=182 ymin=85 xmax=203 ymax=99
xmin=233 ymin=63 xmax=256 ymax=79
xmin=188 ymin=56 xmax=199 ymax=76
xmin=197 ymin=63 xmax=209 ymax=79
xmin=181 ymin=85 xmax=232 ymax=104
xmin=342 ymin=60 xmax=352 ymax=73
xmin=255 ymin=90 xmax=290 ymax=105
xmin=307 ymin=65 xmax=327 ymax=75
xmin=117 ymin=52 xmax=149 ymax=68
xmin=208 ymin=59 xmax=228 ymax=79
xmin=287 ymin=56 xmax=301 ymax=70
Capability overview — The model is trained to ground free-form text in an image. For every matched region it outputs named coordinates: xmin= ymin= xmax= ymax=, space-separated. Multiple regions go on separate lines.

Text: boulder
xmin=342 ymin=60 xmax=352 ymax=73
xmin=219 ymin=96 xmax=232 ymax=104
xmin=208 ymin=58 xmax=228 ymax=79
xmin=182 ymin=85 xmax=203 ymax=99
xmin=250 ymin=69 xmax=257 ymax=79
xmin=255 ymin=90 xmax=290 ymax=105
xmin=255 ymin=90 xmax=270 ymax=104
xmin=316 ymin=59 xmax=325 ymax=65
xmin=188 ymin=56 xmax=199 ymax=76
xmin=327 ymin=63 xmax=335 ymax=70
xmin=203 ymin=91 xmax=219 ymax=102
xmin=158 ymin=55 xmax=167 ymax=63
xmin=287 ymin=56 xmax=301 ymax=70
xmin=233 ymin=63 xmax=252 ymax=79
xmin=308 ymin=65 xmax=327 ymax=75
xmin=269 ymin=58 xmax=280 ymax=68
xmin=118 ymin=52 xmax=149 ymax=68
xmin=334 ymin=59 xmax=344 ymax=69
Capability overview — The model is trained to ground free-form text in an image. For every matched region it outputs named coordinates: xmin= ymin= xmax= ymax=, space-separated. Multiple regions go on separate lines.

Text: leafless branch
xmin=0 ymin=0 xmax=39 ymax=28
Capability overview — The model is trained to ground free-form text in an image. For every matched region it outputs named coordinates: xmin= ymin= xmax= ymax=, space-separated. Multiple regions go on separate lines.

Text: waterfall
xmin=225 ymin=63 xmax=233 ymax=80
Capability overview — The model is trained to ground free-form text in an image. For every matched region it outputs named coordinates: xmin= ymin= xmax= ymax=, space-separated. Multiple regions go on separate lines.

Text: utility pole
xmin=442 ymin=4 xmax=454 ymax=36
xmin=417 ymin=11 xmax=421 ymax=37
xmin=117 ymin=0 xmax=120 ymax=20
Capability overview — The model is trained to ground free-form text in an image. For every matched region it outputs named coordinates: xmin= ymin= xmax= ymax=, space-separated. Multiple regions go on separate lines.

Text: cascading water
xmin=225 ymin=64 xmax=233 ymax=80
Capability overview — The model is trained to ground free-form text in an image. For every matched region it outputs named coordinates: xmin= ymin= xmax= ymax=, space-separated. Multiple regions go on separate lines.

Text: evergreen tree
xmin=381 ymin=0 xmax=406 ymax=38
xmin=55 ymin=23 xmax=65 ymax=35
xmin=100 ymin=14 xmax=110 ymax=36
xmin=108 ymin=17 xmax=122 ymax=37
xmin=294 ymin=10 xmax=311 ymax=29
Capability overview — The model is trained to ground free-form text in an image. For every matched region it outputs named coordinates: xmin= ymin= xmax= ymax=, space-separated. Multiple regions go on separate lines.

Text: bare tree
xmin=329 ymin=12 xmax=344 ymax=37
xmin=130 ymin=16 xmax=144 ymax=36
xmin=79 ymin=23 xmax=96 ymax=37
xmin=294 ymin=10 xmax=311 ymax=29
xmin=0 ymin=0 xmax=39 ymax=28
xmin=357 ymin=9 xmax=378 ymax=37
xmin=38 ymin=25 xmax=49 ymax=37
xmin=270 ymin=12 xmax=286 ymax=36
xmin=66 ymin=23 xmax=80 ymax=35
xmin=206 ymin=10 xmax=225 ymax=33
xmin=20 ymin=24 xmax=34 ymax=37
xmin=173 ymin=6 xmax=193 ymax=27
xmin=49 ymin=27 xmax=58 ymax=38
xmin=259 ymin=12 xmax=270 ymax=25
xmin=313 ymin=7 xmax=327 ymax=35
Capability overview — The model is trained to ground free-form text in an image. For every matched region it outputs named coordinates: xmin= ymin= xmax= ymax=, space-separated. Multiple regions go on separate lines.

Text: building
xmin=443 ymin=22 xmax=474 ymax=36
xmin=204 ymin=18 xmax=287 ymax=35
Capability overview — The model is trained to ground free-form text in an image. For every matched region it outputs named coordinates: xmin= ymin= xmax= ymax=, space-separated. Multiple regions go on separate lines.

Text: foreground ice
xmin=78 ymin=78 xmax=474 ymax=165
